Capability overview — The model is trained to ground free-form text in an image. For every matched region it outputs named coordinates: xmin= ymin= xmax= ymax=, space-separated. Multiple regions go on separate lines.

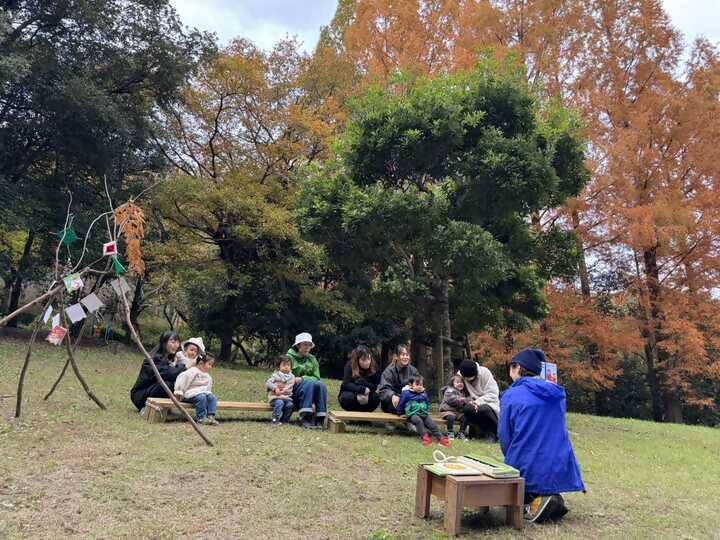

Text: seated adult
xmin=457 ymin=359 xmax=500 ymax=440
xmin=287 ymin=332 xmax=328 ymax=429
xmin=378 ymin=344 xmax=420 ymax=414
xmin=338 ymin=345 xmax=381 ymax=412
xmin=499 ymin=349 xmax=585 ymax=523
xmin=130 ymin=331 xmax=186 ymax=413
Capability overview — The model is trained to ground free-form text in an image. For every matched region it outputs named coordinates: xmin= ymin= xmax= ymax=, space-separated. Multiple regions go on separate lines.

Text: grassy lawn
xmin=1 ymin=336 xmax=719 ymax=539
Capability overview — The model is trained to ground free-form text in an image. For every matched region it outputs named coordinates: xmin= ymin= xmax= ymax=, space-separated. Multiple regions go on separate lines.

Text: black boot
xmin=299 ymin=413 xmax=315 ymax=429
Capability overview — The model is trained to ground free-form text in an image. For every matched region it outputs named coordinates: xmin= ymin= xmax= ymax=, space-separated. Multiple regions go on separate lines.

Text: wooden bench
xmin=327 ymin=410 xmax=445 ymax=433
xmin=143 ymin=397 xmax=272 ymax=423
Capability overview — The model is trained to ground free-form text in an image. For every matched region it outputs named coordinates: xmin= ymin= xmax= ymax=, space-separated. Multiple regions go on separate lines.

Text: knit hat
xmin=511 ymin=348 xmax=544 ymax=375
xmin=182 ymin=337 xmax=205 ymax=356
xmin=458 ymin=360 xmax=478 ymax=378
xmin=293 ymin=332 xmax=314 ymax=349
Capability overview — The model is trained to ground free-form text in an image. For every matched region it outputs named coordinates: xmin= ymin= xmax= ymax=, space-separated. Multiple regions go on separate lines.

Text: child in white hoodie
xmin=173 ymin=355 xmax=218 ymax=425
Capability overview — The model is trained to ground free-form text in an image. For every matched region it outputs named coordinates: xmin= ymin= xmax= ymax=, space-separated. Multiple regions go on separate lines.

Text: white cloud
xmin=170 ymin=0 xmax=720 ymax=54
xmin=169 ymin=0 xmax=337 ymax=51
xmin=662 ymin=0 xmax=720 ymax=47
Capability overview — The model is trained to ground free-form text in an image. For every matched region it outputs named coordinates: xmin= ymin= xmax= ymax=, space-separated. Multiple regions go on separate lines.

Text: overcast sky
xmin=169 ymin=0 xmax=720 ymax=53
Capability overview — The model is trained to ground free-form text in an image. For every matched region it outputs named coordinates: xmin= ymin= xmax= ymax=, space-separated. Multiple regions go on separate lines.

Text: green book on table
xmin=465 ymin=453 xmax=520 ymax=478
xmin=424 ymin=455 xmax=520 ymax=479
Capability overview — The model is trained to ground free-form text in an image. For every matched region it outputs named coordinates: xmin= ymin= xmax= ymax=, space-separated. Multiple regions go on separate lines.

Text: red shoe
xmin=438 ymin=436 xmax=451 ymax=448
xmin=421 ymin=434 xmax=432 ymax=447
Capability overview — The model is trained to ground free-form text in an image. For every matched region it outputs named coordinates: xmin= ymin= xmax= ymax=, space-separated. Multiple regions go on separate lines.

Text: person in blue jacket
xmin=499 ymin=348 xmax=585 ymax=523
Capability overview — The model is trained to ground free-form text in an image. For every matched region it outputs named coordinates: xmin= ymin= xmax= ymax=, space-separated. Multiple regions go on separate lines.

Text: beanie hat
xmin=458 ymin=360 xmax=478 ymax=378
xmin=511 ymin=348 xmax=544 ymax=375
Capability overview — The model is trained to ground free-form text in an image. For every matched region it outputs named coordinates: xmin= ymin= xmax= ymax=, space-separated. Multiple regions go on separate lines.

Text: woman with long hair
xmin=338 ymin=345 xmax=381 ymax=412
xmin=130 ymin=331 xmax=186 ymax=413
xmin=377 ymin=344 xmax=420 ymax=414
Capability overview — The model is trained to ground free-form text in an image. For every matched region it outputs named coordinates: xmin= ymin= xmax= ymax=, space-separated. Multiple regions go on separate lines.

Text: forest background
xmin=2 ymin=0 xmax=719 ymax=427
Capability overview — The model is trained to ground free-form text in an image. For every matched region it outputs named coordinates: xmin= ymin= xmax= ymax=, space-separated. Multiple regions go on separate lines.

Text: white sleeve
xmin=174 ymin=369 xmax=193 ymax=396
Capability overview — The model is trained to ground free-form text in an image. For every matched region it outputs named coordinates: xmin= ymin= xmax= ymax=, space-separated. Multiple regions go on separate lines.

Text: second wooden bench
xmin=327 ymin=410 xmax=445 ymax=433
xmin=144 ymin=397 xmax=272 ymax=423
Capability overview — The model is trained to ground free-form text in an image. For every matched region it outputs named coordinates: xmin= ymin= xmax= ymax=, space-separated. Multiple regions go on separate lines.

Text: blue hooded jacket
xmin=499 ymin=377 xmax=585 ymax=496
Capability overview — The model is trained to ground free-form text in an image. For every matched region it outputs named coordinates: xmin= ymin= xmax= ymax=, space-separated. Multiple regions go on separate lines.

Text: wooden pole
xmin=43 ymin=315 xmax=91 ymax=401
xmin=59 ymin=304 xmax=106 ymax=410
xmin=1 ymin=284 xmax=64 ymax=329
xmin=117 ymin=282 xmax=213 ymax=446
xmin=14 ymin=298 xmax=54 ymax=418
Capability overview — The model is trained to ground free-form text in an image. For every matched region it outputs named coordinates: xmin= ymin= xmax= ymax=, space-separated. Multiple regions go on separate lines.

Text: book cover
xmin=541 ymin=361 xmax=558 ymax=384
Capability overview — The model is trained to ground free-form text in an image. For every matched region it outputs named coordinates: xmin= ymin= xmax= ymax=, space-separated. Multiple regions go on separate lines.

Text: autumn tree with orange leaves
xmin=323 ymin=0 xmax=720 ymax=423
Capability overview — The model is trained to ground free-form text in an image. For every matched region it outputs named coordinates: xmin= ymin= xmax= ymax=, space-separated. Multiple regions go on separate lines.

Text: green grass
xmin=1 ymin=337 xmax=719 ymax=539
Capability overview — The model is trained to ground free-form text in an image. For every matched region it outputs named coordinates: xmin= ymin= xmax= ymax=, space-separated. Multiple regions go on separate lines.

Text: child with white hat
xmin=175 ymin=337 xmax=205 ymax=368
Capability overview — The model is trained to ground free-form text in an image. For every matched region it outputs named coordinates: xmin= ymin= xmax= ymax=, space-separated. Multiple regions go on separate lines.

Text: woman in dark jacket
xmin=377 ymin=344 xmax=420 ymax=414
xmin=130 ymin=331 xmax=186 ymax=412
xmin=338 ymin=345 xmax=381 ymax=412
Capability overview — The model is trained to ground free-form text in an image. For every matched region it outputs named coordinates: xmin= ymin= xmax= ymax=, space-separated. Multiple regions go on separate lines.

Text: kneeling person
xmin=499 ymin=349 xmax=585 ymax=523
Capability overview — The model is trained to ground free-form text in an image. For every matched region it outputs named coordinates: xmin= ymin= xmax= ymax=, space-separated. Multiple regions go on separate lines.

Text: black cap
xmin=459 ymin=360 xmax=478 ymax=378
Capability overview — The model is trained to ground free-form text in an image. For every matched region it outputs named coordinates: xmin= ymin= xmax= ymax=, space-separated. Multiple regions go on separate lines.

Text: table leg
xmin=415 ymin=466 xmax=432 ymax=518
xmin=444 ymin=477 xmax=464 ymax=536
xmin=507 ymin=505 xmax=523 ymax=530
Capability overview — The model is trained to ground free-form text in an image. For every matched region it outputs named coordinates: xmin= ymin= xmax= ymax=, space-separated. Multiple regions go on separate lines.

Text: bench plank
xmin=144 ymin=398 xmax=272 ymax=423
xmin=327 ymin=410 xmax=444 ymax=434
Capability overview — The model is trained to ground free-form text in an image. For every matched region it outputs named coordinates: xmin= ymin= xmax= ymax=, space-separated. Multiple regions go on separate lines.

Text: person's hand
xmin=274 ymin=387 xmax=283 ymax=396
xmin=364 ymin=387 xmax=370 ymax=395
xmin=277 ymin=382 xmax=285 ymax=391
xmin=294 ymin=377 xmax=303 ymax=384
xmin=391 ymin=394 xmax=400 ymax=408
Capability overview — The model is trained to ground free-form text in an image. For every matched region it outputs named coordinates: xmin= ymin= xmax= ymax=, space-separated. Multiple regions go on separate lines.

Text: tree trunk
xmin=642 ymin=245 xmax=680 ymax=422
xmin=572 ymin=209 xmax=608 ymax=414
xmin=440 ymin=280 xmax=452 ymax=383
xmin=6 ymin=230 xmax=35 ymax=328
xmin=643 ymin=341 xmax=663 ymax=421
xmin=124 ymin=275 xmax=145 ymax=341
xmin=411 ymin=317 xmax=427 ymax=375
xmin=429 ymin=279 xmax=451 ymax=400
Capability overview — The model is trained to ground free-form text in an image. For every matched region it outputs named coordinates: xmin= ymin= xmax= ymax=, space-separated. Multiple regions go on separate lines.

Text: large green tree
xmin=150 ymin=38 xmax=354 ymax=362
xmin=298 ymin=60 xmax=588 ymax=392
xmin=0 ymin=0 xmax=212 ymax=322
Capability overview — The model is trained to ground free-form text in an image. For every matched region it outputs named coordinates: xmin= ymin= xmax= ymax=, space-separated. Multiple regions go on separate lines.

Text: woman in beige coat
xmin=457 ymin=360 xmax=500 ymax=441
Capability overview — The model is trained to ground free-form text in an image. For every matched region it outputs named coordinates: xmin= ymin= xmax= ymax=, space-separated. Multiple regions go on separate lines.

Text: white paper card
xmin=80 ymin=293 xmax=104 ymax=313
xmin=51 ymin=314 xmax=60 ymax=328
xmin=43 ymin=305 xmax=53 ymax=324
xmin=110 ymin=277 xmax=131 ymax=296
xmin=65 ymin=303 xmax=86 ymax=324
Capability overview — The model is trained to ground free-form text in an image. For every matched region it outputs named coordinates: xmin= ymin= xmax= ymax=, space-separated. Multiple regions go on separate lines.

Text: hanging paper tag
xmin=80 ymin=293 xmax=104 ymax=313
xmin=51 ymin=314 xmax=61 ymax=328
xmin=65 ymin=303 xmax=86 ymax=324
xmin=42 ymin=305 xmax=53 ymax=324
xmin=103 ymin=241 xmax=118 ymax=256
xmin=63 ymin=273 xmax=84 ymax=293
xmin=59 ymin=228 xmax=79 ymax=246
xmin=110 ymin=277 xmax=131 ymax=296
xmin=112 ymin=255 xmax=126 ymax=275
xmin=46 ymin=326 xmax=68 ymax=346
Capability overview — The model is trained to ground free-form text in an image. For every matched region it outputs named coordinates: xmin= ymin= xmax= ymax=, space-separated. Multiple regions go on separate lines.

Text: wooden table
xmin=415 ymin=465 xmax=525 ymax=536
